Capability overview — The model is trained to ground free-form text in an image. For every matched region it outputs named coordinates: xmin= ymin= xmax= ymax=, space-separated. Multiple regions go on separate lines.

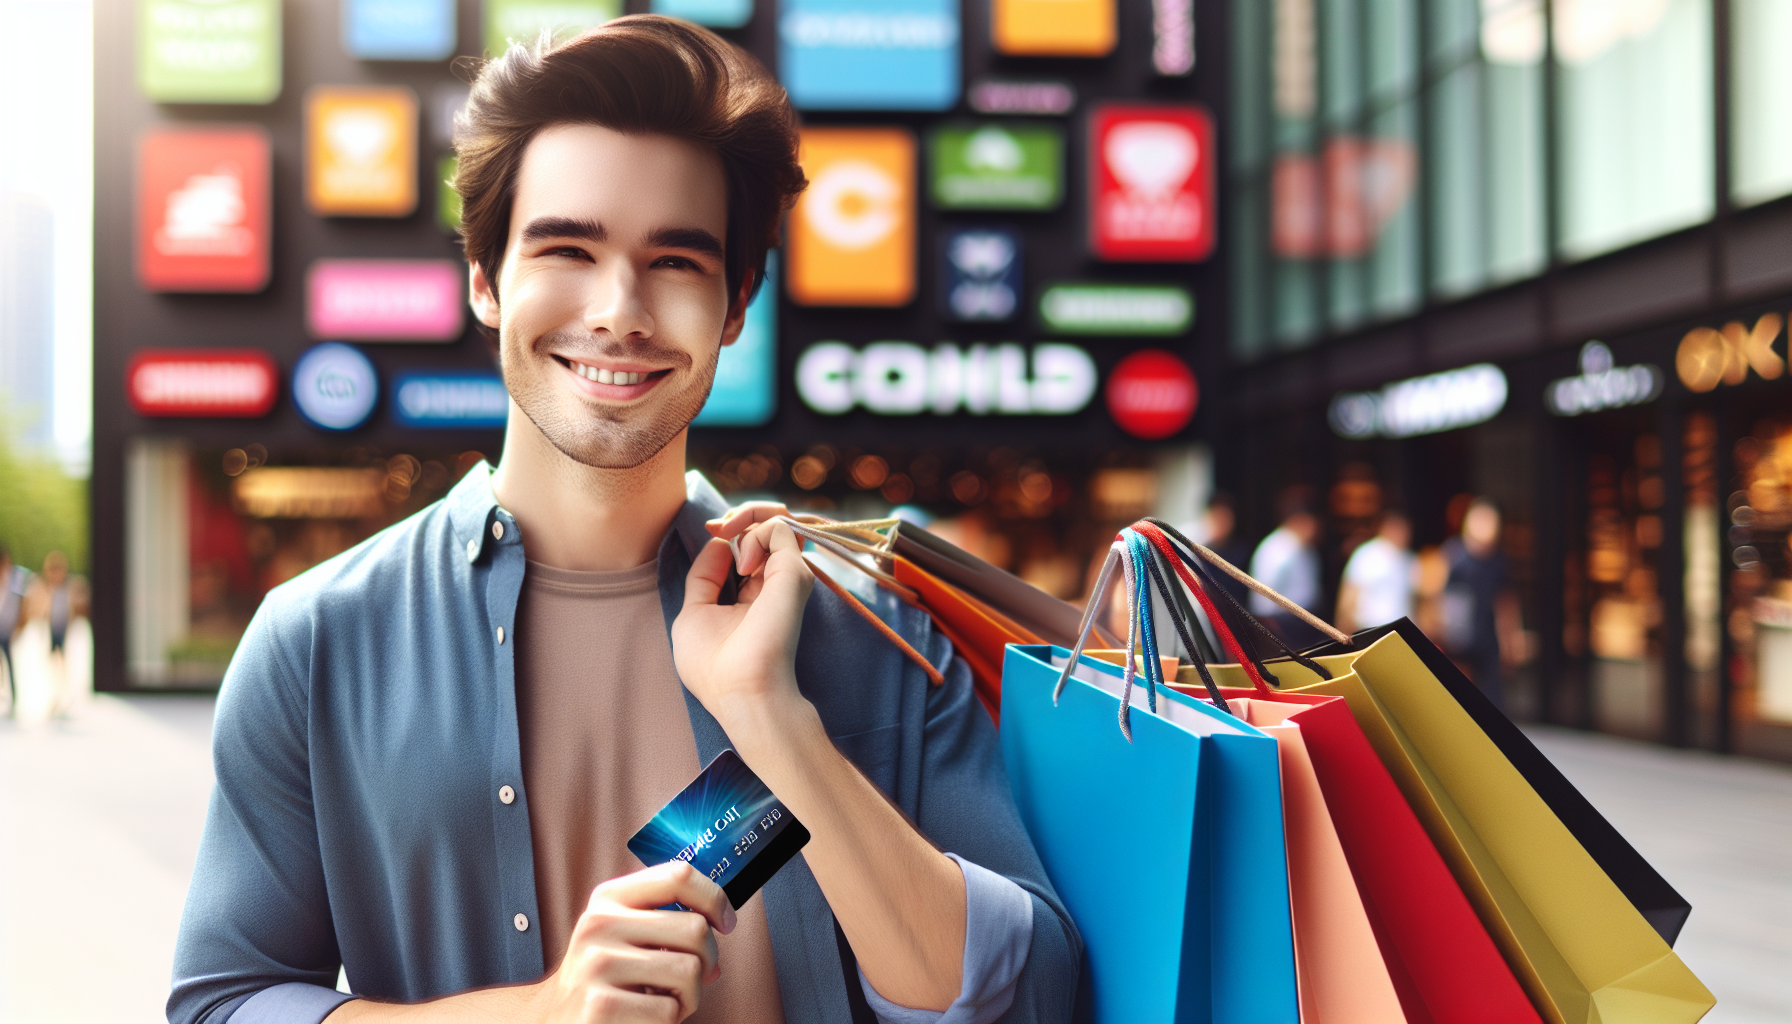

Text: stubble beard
xmin=502 ymin=324 xmax=720 ymax=471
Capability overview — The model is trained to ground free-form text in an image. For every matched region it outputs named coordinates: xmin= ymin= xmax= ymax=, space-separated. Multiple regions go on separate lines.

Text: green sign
xmin=929 ymin=124 xmax=1062 ymax=210
xmin=139 ymin=0 xmax=281 ymax=103
xmin=437 ymin=155 xmax=462 ymax=233
xmin=1039 ymin=284 xmax=1193 ymax=335
xmin=484 ymin=0 xmax=620 ymax=56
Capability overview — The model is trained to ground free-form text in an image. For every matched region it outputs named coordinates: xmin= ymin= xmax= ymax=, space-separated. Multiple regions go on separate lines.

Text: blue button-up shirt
xmin=169 ymin=465 xmax=1078 ymax=1024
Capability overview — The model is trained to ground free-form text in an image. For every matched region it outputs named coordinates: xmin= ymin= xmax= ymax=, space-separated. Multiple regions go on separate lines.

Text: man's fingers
xmin=681 ymin=538 xmax=735 ymax=611
xmin=562 ymin=943 xmax=707 ymax=1020
xmin=592 ymin=862 xmax=737 ymax=935
xmin=704 ymin=502 xmax=791 ymax=541
xmin=736 ymin=519 xmax=805 ymax=577
xmin=565 ymin=983 xmax=684 ymax=1024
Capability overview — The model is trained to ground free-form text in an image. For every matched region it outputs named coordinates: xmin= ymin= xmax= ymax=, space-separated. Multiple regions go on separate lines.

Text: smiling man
xmin=167 ymin=16 xmax=1076 ymax=1024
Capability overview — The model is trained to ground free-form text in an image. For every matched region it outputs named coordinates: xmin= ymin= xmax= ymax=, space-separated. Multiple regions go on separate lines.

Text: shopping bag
xmin=891 ymin=555 xmax=1037 ymax=725
xmin=890 ymin=520 xmax=1086 ymax=646
xmin=1001 ymin=643 xmax=1298 ymax=1023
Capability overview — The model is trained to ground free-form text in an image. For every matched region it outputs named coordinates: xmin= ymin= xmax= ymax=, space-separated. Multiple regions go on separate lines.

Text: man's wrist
xmin=711 ymin=685 xmax=827 ymax=770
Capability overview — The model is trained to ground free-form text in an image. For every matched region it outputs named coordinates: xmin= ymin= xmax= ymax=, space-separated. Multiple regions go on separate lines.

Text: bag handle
xmin=1052 ymin=540 xmax=1124 ymax=707
xmin=1143 ymin=518 xmax=1351 ymax=646
xmin=1135 ymin=536 xmax=1232 ymax=715
xmin=803 ymin=556 xmax=944 ymax=687
xmin=1134 ymin=523 xmax=1282 ymax=695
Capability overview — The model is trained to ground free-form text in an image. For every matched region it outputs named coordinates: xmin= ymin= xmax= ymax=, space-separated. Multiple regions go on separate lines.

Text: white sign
xmin=1330 ymin=363 xmax=1508 ymax=439
xmin=796 ymin=341 xmax=1097 ymax=416
xmin=1546 ymin=341 xmax=1663 ymax=416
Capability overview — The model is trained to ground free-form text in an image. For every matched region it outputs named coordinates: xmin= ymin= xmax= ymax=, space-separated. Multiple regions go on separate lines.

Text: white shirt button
xmin=466 ymin=538 xmax=478 ymax=563
xmin=499 ymin=785 xmax=515 ymax=805
xmin=492 ymin=520 xmax=504 ymax=541
xmin=496 ymin=626 xmax=506 ymax=645
xmin=513 ymin=913 xmax=529 ymax=932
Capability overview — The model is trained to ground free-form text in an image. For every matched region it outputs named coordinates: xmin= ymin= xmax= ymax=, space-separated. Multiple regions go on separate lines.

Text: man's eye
xmin=654 ymin=256 xmax=699 ymax=270
xmin=544 ymin=246 xmax=590 ymax=260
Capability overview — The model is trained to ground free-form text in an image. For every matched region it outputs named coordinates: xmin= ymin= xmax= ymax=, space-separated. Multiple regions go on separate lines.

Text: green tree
xmin=0 ymin=423 xmax=88 ymax=574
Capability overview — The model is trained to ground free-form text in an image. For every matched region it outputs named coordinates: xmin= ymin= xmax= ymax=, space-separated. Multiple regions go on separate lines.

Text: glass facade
xmin=1730 ymin=0 xmax=1792 ymax=206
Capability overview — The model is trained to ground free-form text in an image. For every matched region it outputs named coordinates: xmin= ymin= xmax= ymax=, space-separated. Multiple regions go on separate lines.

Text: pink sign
xmin=307 ymin=259 xmax=463 ymax=341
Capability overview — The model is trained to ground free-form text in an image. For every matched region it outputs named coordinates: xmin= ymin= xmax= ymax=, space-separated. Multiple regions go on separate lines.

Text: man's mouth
xmin=552 ymin=355 xmax=673 ymax=394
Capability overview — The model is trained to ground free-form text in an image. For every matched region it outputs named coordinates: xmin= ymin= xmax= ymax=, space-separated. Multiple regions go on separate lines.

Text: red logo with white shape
xmin=308 ymin=259 xmax=464 ymax=341
xmin=138 ymin=127 xmax=271 ymax=292
xmin=128 ymin=349 xmax=279 ymax=418
xmin=1106 ymin=349 xmax=1198 ymax=439
xmin=1089 ymin=104 xmax=1214 ymax=261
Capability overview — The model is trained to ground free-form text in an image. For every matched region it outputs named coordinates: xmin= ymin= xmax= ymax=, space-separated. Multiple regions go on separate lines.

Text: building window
xmin=1728 ymin=0 xmax=1792 ymax=207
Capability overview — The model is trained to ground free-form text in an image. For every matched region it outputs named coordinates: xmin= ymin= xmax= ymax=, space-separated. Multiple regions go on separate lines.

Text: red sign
xmin=1088 ymin=104 xmax=1214 ymax=262
xmin=127 ymin=349 xmax=279 ymax=417
xmin=138 ymin=126 xmax=272 ymax=292
xmin=1106 ymin=349 xmax=1197 ymax=439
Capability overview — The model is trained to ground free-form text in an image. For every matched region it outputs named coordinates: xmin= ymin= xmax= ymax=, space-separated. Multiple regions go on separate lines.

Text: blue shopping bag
xmin=1000 ymin=643 xmax=1299 ymax=1023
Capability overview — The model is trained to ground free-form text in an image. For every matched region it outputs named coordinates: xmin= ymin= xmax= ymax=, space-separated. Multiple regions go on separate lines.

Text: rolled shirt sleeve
xmin=857 ymin=854 xmax=1036 ymax=1024
xmin=228 ymin=982 xmax=353 ymax=1024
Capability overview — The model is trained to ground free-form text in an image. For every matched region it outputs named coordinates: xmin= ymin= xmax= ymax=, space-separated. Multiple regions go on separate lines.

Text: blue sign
xmin=693 ymin=254 xmax=777 ymax=427
xmin=293 ymin=343 xmax=379 ymax=431
xmin=942 ymin=226 xmax=1022 ymax=322
xmin=652 ymin=0 xmax=753 ymax=28
xmin=394 ymin=371 xmax=509 ymax=428
xmin=343 ymin=0 xmax=456 ymax=60
xmin=779 ymin=0 xmax=959 ymax=111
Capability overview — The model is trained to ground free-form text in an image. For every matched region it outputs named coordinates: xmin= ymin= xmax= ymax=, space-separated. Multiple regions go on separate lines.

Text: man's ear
xmin=469 ymin=261 xmax=502 ymax=330
xmin=718 ymin=270 xmax=757 ymax=348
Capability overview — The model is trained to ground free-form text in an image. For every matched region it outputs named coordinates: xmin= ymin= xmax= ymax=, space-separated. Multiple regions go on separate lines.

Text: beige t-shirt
xmin=515 ymin=559 xmax=785 ymax=1024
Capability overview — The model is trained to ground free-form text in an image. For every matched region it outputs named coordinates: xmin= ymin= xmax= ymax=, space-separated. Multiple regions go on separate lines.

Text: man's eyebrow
xmin=520 ymin=216 xmax=607 ymax=245
xmin=644 ymin=226 xmax=725 ymax=258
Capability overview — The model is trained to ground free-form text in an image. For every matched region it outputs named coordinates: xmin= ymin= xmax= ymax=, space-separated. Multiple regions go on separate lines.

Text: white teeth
xmin=597 ymin=367 xmax=613 ymax=384
xmin=571 ymin=362 xmax=648 ymax=385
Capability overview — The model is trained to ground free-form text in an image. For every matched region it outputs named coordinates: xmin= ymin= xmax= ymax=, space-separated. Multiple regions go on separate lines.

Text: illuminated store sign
xmin=992 ymin=0 xmax=1114 ymax=57
xmin=127 ymin=349 xmax=279 ymax=418
xmin=941 ymin=227 xmax=1021 ymax=323
xmin=292 ymin=342 xmax=380 ymax=431
xmin=393 ymin=372 xmax=508 ymax=427
xmin=306 ymin=86 xmax=418 ymax=217
xmin=1329 ymin=364 xmax=1508 ymax=439
xmin=796 ymin=341 xmax=1096 ymax=416
xmin=652 ymin=0 xmax=752 ymax=27
xmin=968 ymin=78 xmax=1076 ymax=116
xmin=137 ymin=126 xmax=271 ymax=293
xmin=1089 ymin=105 xmax=1215 ymax=262
xmin=307 ymin=259 xmax=463 ymax=341
xmin=788 ymin=128 xmax=915 ymax=306
xmin=1152 ymin=0 xmax=1194 ymax=76
xmin=1677 ymin=313 xmax=1786 ymax=392
xmin=344 ymin=0 xmax=456 ymax=60
xmin=484 ymin=0 xmax=620 ymax=58
xmin=1106 ymin=349 xmax=1197 ymax=439
xmin=139 ymin=0 xmax=281 ymax=103
xmin=929 ymin=125 xmax=1062 ymax=211
xmin=1039 ymin=284 xmax=1191 ymax=335
xmin=1546 ymin=342 xmax=1663 ymax=416
xmin=694 ymin=255 xmax=778 ymax=427
xmin=779 ymin=0 xmax=960 ymax=111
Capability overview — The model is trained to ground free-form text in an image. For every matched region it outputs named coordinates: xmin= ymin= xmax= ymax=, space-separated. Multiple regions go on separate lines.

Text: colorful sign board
xmin=292 ymin=342 xmax=380 ymax=430
xmin=968 ymin=78 xmax=1076 ymax=116
xmin=651 ymin=0 xmax=752 ymax=28
xmin=941 ymin=227 xmax=1022 ymax=322
xmin=1677 ymin=314 xmax=1786 ymax=392
xmin=930 ymin=125 xmax=1062 ymax=211
xmin=1089 ymin=104 xmax=1215 ymax=262
xmin=137 ymin=126 xmax=271 ymax=293
xmin=788 ymin=128 xmax=915 ymax=307
xmin=139 ymin=0 xmax=282 ymax=103
xmin=992 ymin=0 xmax=1114 ymax=57
xmin=306 ymin=87 xmax=419 ymax=217
xmin=796 ymin=341 xmax=1097 ymax=415
xmin=1547 ymin=342 xmax=1663 ymax=416
xmin=1152 ymin=0 xmax=1195 ymax=76
xmin=127 ymin=349 xmax=279 ymax=417
xmin=1329 ymin=364 xmax=1508 ymax=439
xmin=1106 ymin=349 xmax=1197 ymax=439
xmin=437 ymin=155 xmax=462 ymax=232
xmin=308 ymin=259 xmax=463 ymax=341
xmin=778 ymin=0 xmax=959 ymax=111
xmin=393 ymin=372 xmax=509 ymax=427
xmin=484 ymin=0 xmax=620 ymax=57
xmin=1039 ymin=284 xmax=1193 ymax=335
xmin=694 ymin=255 xmax=778 ymax=427
xmin=344 ymin=0 xmax=457 ymax=60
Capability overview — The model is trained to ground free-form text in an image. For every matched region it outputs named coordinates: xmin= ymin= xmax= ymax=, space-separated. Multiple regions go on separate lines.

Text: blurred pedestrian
xmin=1250 ymin=489 xmax=1324 ymax=648
xmin=1336 ymin=511 xmax=1416 ymax=634
xmin=1442 ymin=498 xmax=1523 ymax=709
xmin=12 ymin=551 xmax=90 ymax=724
xmin=0 ymin=544 xmax=27 ymax=716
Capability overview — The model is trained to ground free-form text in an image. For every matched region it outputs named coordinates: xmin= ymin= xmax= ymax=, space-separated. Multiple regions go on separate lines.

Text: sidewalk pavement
xmin=1 ymin=697 xmax=1788 ymax=1023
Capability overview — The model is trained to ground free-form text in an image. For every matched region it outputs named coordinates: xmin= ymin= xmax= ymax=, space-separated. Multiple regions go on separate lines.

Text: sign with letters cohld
xmin=138 ymin=126 xmax=271 ymax=293
xmin=1089 ymin=104 xmax=1215 ymax=262
xmin=139 ymin=0 xmax=282 ymax=103
xmin=788 ymin=128 xmax=914 ymax=307
xmin=343 ymin=0 xmax=457 ymax=60
xmin=307 ymin=86 xmax=419 ymax=217
xmin=779 ymin=0 xmax=959 ymax=111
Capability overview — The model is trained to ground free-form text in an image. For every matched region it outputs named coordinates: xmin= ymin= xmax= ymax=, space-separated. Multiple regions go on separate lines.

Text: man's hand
xmin=674 ymin=518 xmax=813 ymax=722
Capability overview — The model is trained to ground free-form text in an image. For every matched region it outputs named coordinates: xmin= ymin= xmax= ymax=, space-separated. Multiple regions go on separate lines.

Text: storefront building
xmin=92 ymin=0 xmax=1230 ymax=691
xmin=1216 ymin=0 xmax=1792 ymax=759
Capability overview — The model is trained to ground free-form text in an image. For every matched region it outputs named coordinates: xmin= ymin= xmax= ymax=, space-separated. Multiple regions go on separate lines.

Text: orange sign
xmin=992 ymin=0 xmax=1116 ymax=57
xmin=1677 ymin=314 xmax=1786 ymax=392
xmin=788 ymin=128 xmax=915 ymax=307
xmin=306 ymin=86 xmax=418 ymax=217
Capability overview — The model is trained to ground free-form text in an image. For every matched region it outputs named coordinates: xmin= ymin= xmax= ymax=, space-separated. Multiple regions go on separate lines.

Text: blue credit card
xmin=628 ymin=749 xmax=811 ymax=911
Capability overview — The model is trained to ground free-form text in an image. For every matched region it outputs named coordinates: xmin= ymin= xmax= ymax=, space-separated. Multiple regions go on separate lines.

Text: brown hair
xmin=453 ymin=15 xmax=805 ymax=306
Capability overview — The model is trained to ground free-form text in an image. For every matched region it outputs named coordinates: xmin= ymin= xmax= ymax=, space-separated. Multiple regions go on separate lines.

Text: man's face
xmin=470 ymin=124 xmax=746 ymax=469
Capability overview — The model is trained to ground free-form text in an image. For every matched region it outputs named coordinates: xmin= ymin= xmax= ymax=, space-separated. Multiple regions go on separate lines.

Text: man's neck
xmin=489 ymin=406 xmax=692 ymax=572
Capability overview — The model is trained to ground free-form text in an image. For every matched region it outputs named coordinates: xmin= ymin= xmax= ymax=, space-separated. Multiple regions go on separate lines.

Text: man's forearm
xmin=324 ymin=980 xmax=544 ymax=1023
xmin=720 ymin=690 xmax=967 ymax=1013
